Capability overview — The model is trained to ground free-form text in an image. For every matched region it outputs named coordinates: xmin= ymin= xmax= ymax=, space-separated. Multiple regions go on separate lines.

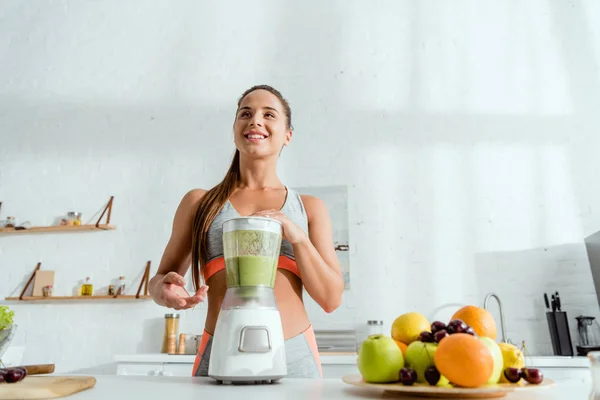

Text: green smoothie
xmin=225 ymin=255 xmax=278 ymax=287
xmin=223 ymin=229 xmax=281 ymax=288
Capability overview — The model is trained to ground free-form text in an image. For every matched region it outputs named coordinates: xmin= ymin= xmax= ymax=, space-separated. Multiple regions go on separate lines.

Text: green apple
xmin=357 ymin=334 xmax=405 ymax=383
xmin=479 ymin=337 xmax=503 ymax=384
xmin=405 ymin=341 xmax=450 ymax=386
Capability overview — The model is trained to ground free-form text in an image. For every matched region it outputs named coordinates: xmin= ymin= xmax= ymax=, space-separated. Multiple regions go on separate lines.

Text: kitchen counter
xmin=115 ymin=353 xmax=590 ymax=367
xmin=62 ymin=375 xmax=590 ymax=399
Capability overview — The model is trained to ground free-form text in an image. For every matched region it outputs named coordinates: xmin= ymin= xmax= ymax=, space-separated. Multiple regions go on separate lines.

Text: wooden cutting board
xmin=0 ymin=376 xmax=96 ymax=399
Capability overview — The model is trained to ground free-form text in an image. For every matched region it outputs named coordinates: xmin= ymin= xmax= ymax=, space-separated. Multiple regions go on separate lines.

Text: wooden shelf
xmin=0 ymin=195 xmax=115 ymax=235
xmin=0 ymin=224 xmax=116 ymax=235
xmin=6 ymin=260 xmax=153 ymax=303
xmin=5 ymin=295 xmax=151 ymax=301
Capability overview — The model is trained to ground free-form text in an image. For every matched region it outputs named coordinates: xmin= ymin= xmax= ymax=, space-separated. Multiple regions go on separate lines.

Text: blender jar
xmin=577 ymin=315 xmax=600 ymax=356
xmin=222 ymin=217 xmax=283 ymax=288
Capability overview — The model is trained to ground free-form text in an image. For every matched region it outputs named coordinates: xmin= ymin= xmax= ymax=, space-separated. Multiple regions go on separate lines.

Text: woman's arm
xmin=252 ymin=195 xmax=344 ymax=313
xmin=149 ymin=189 xmax=209 ymax=310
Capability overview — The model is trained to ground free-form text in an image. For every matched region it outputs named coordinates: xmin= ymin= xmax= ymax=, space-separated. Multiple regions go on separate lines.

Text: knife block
xmin=546 ymin=311 xmax=574 ymax=356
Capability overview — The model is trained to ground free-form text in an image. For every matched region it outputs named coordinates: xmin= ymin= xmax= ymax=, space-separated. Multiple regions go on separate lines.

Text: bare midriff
xmin=204 ymin=268 xmax=310 ymax=339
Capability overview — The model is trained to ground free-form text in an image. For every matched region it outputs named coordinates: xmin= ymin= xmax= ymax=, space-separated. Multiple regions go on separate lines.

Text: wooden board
xmin=19 ymin=364 xmax=55 ymax=375
xmin=342 ymin=374 xmax=555 ymax=399
xmin=31 ymin=271 xmax=54 ymax=297
xmin=0 ymin=376 xmax=96 ymax=399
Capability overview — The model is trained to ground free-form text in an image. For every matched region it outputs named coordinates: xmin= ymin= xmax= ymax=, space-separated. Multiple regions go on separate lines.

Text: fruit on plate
xmin=521 ymin=367 xmax=543 ymax=384
xmin=357 ymin=334 xmax=405 ymax=383
xmin=391 ymin=312 xmax=430 ymax=345
xmin=433 ymin=330 xmax=449 ymax=343
xmin=394 ymin=340 xmax=408 ymax=357
xmin=399 ymin=368 xmax=417 ymax=385
xmin=418 ymin=331 xmax=435 ymax=343
xmin=0 ymin=367 xmax=26 ymax=384
xmin=479 ymin=337 xmax=504 ymax=384
xmin=503 ymin=367 xmax=522 ymax=383
xmin=424 ymin=366 xmax=442 ymax=385
xmin=451 ymin=306 xmax=497 ymax=340
xmin=404 ymin=341 xmax=450 ymax=386
xmin=434 ymin=333 xmax=494 ymax=388
xmin=447 ymin=319 xmax=469 ymax=334
xmin=497 ymin=342 xmax=525 ymax=383
xmin=430 ymin=321 xmax=447 ymax=334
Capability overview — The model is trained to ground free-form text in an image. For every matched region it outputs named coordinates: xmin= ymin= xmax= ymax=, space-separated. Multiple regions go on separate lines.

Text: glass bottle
xmin=366 ymin=320 xmax=384 ymax=337
xmin=590 ymin=351 xmax=600 ymax=400
xmin=81 ymin=277 xmax=94 ymax=296
xmin=117 ymin=276 xmax=126 ymax=295
xmin=162 ymin=313 xmax=180 ymax=353
xmin=5 ymin=217 xmax=16 ymax=228
xmin=356 ymin=320 xmax=384 ymax=352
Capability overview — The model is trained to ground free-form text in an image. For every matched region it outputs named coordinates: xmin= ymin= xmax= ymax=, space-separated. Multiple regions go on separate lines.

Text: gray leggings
xmin=194 ymin=330 xmax=322 ymax=379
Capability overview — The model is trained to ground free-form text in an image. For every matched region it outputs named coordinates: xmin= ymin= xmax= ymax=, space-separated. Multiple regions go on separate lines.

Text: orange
xmin=451 ymin=305 xmax=497 ymax=340
xmin=434 ymin=333 xmax=494 ymax=388
xmin=394 ymin=340 xmax=408 ymax=357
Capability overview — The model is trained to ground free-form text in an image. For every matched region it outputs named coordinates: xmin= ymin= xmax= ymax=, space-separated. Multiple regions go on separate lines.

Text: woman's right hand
xmin=157 ymin=272 xmax=209 ymax=310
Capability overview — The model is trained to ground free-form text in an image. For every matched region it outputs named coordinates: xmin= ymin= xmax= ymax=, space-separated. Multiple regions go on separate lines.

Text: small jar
xmin=108 ymin=285 xmax=115 ymax=296
xmin=42 ymin=286 xmax=53 ymax=297
xmin=5 ymin=216 xmax=16 ymax=228
xmin=366 ymin=320 xmax=384 ymax=337
xmin=67 ymin=212 xmax=81 ymax=226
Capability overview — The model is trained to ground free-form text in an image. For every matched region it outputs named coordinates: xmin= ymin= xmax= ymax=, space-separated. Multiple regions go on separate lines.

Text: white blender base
xmin=208 ymin=308 xmax=286 ymax=383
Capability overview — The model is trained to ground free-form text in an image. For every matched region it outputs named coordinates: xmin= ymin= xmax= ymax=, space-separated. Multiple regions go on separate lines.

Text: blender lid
xmin=222 ymin=216 xmax=283 ymax=234
xmin=576 ymin=315 xmax=596 ymax=321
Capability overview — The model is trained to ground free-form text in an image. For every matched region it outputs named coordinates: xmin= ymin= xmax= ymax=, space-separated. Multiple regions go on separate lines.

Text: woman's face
xmin=233 ymin=89 xmax=292 ymax=158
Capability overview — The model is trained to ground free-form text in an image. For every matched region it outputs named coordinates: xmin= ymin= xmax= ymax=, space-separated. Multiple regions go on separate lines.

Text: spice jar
xmin=42 ymin=285 xmax=53 ymax=297
xmin=67 ymin=212 xmax=82 ymax=226
xmin=5 ymin=217 xmax=16 ymax=228
xmin=177 ymin=333 xmax=187 ymax=354
xmin=162 ymin=313 xmax=180 ymax=353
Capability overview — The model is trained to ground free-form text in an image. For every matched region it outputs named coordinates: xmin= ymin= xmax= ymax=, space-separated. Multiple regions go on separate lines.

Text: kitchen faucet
xmin=483 ymin=293 xmax=512 ymax=344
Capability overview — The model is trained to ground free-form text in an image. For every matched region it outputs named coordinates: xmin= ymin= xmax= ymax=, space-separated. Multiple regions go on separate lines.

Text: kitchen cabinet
xmin=116 ymin=362 xmax=164 ymax=376
xmin=114 ymin=353 xmax=359 ymax=378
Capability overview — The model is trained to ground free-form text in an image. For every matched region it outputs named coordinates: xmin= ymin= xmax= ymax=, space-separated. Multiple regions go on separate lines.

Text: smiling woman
xmin=148 ymin=84 xmax=344 ymax=379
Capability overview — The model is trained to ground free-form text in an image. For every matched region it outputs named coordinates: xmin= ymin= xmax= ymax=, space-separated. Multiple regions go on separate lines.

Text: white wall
xmin=2 ymin=0 xmax=600 ymax=372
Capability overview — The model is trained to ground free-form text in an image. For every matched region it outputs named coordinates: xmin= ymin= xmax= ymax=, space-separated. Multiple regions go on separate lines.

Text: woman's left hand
xmin=250 ymin=209 xmax=308 ymax=245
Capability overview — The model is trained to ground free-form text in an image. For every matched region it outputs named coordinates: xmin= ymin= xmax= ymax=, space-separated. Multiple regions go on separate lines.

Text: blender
xmin=576 ymin=315 xmax=600 ymax=356
xmin=208 ymin=217 xmax=286 ymax=384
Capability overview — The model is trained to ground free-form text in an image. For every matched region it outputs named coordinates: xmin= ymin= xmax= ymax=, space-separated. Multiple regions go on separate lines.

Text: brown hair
xmin=191 ymin=84 xmax=293 ymax=290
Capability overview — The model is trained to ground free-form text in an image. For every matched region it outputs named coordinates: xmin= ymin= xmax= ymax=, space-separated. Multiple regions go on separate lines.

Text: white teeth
xmin=247 ymin=134 xmax=266 ymax=139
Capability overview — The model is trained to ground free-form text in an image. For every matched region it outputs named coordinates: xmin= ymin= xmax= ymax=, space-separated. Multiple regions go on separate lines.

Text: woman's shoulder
xmin=175 ymin=188 xmax=208 ymax=216
xmin=183 ymin=188 xmax=208 ymax=201
xmin=298 ymin=193 xmax=328 ymax=222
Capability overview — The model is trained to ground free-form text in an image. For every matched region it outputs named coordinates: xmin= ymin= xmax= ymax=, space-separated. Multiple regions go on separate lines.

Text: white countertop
xmin=61 ymin=374 xmax=590 ymax=399
xmin=115 ymin=353 xmax=591 ymax=368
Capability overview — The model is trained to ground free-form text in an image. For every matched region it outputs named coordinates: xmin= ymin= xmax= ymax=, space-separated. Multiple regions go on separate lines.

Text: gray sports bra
xmin=202 ymin=187 xmax=308 ymax=279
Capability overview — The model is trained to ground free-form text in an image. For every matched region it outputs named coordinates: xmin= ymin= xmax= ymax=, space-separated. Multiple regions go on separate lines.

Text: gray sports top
xmin=203 ymin=187 xmax=308 ymax=278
